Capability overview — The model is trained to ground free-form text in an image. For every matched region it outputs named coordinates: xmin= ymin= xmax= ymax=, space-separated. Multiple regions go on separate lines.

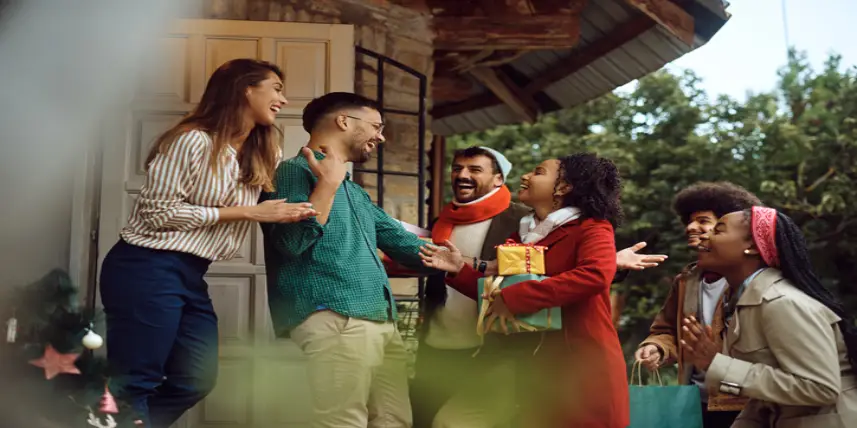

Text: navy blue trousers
xmin=99 ymin=239 xmax=218 ymax=428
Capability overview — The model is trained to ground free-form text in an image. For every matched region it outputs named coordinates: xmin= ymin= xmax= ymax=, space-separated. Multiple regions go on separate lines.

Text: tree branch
xmin=805 ymin=167 xmax=837 ymax=193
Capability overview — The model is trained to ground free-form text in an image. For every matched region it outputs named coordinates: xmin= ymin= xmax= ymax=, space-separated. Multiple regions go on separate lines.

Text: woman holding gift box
xmin=421 ymin=153 xmax=629 ymax=428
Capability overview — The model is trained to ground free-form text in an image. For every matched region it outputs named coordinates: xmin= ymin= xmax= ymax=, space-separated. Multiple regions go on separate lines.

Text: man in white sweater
xmin=410 ymin=146 xmax=529 ymax=428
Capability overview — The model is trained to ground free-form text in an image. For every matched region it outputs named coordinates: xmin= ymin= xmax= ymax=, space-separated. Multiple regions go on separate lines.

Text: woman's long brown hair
xmin=145 ymin=59 xmax=283 ymax=192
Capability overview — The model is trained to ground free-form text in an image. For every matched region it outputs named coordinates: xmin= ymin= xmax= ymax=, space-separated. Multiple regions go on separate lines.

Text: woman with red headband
xmin=681 ymin=206 xmax=857 ymax=426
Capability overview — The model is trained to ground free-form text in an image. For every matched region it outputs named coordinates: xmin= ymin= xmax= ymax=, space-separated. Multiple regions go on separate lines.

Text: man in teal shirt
xmin=261 ymin=92 xmax=431 ymax=428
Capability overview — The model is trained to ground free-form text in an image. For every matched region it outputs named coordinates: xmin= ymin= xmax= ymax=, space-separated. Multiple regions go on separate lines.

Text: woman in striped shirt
xmin=98 ymin=59 xmax=317 ymax=428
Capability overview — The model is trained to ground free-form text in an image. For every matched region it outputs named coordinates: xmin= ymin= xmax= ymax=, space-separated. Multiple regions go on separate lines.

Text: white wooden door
xmin=95 ymin=19 xmax=354 ymax=428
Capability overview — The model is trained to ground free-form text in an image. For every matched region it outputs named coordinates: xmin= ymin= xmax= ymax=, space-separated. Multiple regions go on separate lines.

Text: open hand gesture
xmin=302 ymin=146 xmax=347 ymax=186
xmin=617 ymin=242 xmax=668 ymax=271
xmin=680 ymin=316 xmax=720 ymax=371
xmin=419 ymin=240 xmax=464 ymax=273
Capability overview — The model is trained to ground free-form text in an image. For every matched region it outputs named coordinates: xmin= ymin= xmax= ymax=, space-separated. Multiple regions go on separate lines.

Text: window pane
xmin=378 ymin=111 xmax=421 ymax=174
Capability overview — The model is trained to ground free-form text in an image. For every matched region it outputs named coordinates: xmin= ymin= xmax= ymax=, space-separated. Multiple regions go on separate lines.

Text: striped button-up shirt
xmin=120 ymin=130 xmax=262 ymax=261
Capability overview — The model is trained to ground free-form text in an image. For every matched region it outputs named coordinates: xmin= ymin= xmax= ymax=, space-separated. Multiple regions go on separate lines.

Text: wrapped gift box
xmin=496 ymin=241 xmax=547 ymax=275
xmin=476 ymin=274 xmax=562 ymax=334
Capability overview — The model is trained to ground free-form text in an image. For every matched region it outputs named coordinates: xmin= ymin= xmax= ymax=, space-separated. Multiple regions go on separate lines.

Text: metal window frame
xmin=353 ymin=46 xmax=428 ymax=304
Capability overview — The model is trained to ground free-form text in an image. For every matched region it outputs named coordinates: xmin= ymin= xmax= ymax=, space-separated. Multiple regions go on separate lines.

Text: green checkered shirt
xmin=260 ymin=150 xmax=429 ymax=335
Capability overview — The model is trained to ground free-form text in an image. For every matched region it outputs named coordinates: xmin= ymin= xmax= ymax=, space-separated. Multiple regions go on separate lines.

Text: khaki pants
xmin=291 ymin=310 xmax=412 ymax=428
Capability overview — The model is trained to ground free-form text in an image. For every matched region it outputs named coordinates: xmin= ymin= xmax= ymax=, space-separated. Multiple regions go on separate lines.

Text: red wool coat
xmin=447 ymin=218 xmax=630 ymax=428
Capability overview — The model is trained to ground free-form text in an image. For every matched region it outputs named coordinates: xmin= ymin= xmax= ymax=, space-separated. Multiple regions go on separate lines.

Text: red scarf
xmin=432 ymin=186 xmax=512 ymax=244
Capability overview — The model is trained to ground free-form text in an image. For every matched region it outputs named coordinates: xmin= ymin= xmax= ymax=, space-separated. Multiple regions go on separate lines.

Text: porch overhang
xmin=403 ymin=0 xmax=730 ymax=136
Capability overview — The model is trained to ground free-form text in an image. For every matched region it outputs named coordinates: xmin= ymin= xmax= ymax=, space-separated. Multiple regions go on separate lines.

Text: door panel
xmin=96 ymin=19 xmax=355 ymax=428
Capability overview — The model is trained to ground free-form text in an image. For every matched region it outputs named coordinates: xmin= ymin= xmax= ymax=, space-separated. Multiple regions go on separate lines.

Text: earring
xmin=743 ymin=249 xmax=751 ymax=255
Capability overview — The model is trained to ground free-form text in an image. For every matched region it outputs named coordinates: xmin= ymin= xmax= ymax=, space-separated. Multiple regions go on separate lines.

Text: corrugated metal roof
xmin=431 ymin=0 xmax=728 ymax=136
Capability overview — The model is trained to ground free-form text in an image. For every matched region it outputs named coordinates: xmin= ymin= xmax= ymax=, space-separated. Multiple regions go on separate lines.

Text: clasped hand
xmin=680 ymin=316 xmax=720 ymax=372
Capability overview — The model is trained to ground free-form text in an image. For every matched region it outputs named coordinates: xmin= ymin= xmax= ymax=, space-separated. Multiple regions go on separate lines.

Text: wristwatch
xmin=478 ymin=260 xmax=488 ymax=273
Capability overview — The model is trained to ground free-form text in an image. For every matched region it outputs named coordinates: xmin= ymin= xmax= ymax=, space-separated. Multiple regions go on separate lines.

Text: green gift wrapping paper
xmin=476 ymin=273 xmax=562 ymax=334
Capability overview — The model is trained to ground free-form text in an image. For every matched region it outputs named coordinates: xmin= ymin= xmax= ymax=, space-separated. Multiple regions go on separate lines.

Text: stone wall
xmin=187 ymin=0 xmax=434 ymax=297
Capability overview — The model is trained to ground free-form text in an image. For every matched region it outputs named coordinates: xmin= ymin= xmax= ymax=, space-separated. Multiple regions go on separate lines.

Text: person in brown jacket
xmin=635 ymin=182 xmax=761 ymax=428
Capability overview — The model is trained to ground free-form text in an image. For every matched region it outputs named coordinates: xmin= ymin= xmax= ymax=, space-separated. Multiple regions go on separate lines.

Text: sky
xmin=628 ymin=0 xmax=857 ymax=101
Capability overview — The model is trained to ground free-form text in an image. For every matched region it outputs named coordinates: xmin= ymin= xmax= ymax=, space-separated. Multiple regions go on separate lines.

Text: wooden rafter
xmin=432 ymin=74 xmax=476 ymax=103
xmin=624 ymin=0 xmax=695 ymax=46
xmin=468 ymin=66 xmax=539 ymax=123
xmin=479 ymin=0 xmax=503 ymax=17
xmin=433 ymin=14 xmax=582 ymax=51
xmin=431 ymin=14 xmax=657 ymax=119
xmin=433 ymin=50 xmax=530 ymax=104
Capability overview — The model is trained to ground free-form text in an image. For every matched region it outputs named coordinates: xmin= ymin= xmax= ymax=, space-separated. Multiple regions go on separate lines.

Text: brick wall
xmin=188 ymin=0 xmax=433 ymax=297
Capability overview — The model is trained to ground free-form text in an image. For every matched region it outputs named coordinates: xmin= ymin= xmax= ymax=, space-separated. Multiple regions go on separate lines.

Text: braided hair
xmin=744 ymin=209 xmax=857 ymax=371
xmin=557 ymin=153 xmax=623 ymax=228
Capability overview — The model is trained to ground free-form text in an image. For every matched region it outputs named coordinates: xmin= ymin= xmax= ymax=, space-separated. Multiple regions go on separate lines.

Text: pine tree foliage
xmin=0 ymin=269 xmax=135 ymax=427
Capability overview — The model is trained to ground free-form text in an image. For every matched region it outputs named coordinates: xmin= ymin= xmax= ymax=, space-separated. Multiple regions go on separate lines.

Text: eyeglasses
xmin=345 ymin=115 xmax=385 ymax=134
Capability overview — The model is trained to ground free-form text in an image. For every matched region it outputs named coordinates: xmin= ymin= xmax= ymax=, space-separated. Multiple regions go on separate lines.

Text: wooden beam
xmin=433 ymin=14 xmax=582 ymax=51
xmin=388 ymin=0 xmax=432 ymax=14
xmin=530 ymin=0 xmax=588 ymax=15
xmin=468 ymin=66 xmax=538 ymax=123
xmin=479 ymin=0 xmax=503 ymax=16
xmin=431 ymin=15 xmax=656 ymax=119
xmin=429 ymin=135 xmax=446 ymax=220
xmin=624 ymin=0 xmax=695 ymax=46
xmin=432 ymin=74 xmax=477 ymax=103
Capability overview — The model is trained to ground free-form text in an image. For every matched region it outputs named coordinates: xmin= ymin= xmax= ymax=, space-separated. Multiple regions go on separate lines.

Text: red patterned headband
xmin=751 ymin=206 xmax=779 ymax=268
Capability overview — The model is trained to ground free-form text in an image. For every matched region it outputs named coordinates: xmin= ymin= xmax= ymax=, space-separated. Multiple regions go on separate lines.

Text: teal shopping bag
xmin=628 ymin=362 xmax=703 ymax=428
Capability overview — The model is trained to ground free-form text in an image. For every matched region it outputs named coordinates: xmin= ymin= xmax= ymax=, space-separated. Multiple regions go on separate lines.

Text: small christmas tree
xmin=0 ymin=269 xmax=135 ymax=427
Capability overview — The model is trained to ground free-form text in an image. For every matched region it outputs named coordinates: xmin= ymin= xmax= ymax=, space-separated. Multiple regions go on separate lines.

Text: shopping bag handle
xmin=630 ymin=360 xmax=663 ymax=386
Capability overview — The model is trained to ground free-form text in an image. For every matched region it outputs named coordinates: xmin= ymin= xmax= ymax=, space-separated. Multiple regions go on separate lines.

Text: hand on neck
xmin=307 ymin=136 xmax=348 ymax=162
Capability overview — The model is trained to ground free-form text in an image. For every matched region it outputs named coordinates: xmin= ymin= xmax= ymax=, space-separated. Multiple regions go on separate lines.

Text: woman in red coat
xmin=421 ymin=153 xmax=629 ymax=428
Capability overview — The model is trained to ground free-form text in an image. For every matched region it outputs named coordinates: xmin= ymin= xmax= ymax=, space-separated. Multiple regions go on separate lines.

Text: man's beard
xmin=355 ymin=150 xmax=371 ymax=164
xmin=351 ymin=140 xmax=373 ymax=164
xmin=453 ymin=179 xmax=490 ymax=203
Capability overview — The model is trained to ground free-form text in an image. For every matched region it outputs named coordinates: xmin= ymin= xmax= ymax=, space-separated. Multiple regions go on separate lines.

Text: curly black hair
xmin=673 ymin=181 xmax=762 ymax=225
xmin=741 ymin=209 xmax=857 ymax=374
xmin=557 ymin=153 xmax=623 ymax=227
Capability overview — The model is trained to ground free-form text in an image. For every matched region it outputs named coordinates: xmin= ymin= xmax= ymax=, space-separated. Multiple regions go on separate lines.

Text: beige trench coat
xmin=705 ymin=268 xmax=857 ymax=427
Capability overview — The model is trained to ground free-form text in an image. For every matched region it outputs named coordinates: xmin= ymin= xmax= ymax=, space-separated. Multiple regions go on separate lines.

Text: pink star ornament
xmin=29 ymin=344 xmax=81 ymax=379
